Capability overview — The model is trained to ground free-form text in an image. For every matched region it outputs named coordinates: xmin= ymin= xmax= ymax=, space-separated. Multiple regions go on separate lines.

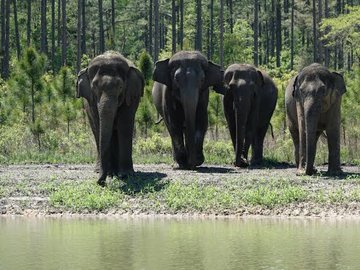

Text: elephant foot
xmin=296 ymin=166 xmax=317 ymax=176
xmin=296 ymin=168 xmax=306 ymax=176
xmin=174 ymin=154 xmax=188 ymax=169
xmin=97 ymin=178 xmax=106 ymax=187
xmin=234 ymin=157 xmax=249 ymax=168
xmin=305 ymin=166 xmax=318 ymax=176
xmin=174 ymin=163 xmax=195 ymax=170
xmin=97 ymin=171 xmax=108 ymax=187
xmin=327 ymin=168 xmax=343 ymax=176
xmin=250 ymin=158 xmax=263 ymax=167
xmin=194 ymin=153 xmax=205 ymax=167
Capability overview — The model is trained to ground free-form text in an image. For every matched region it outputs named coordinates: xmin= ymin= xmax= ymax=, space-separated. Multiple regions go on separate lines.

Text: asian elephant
xmin=152 ymin=51 xmax=223 ymax=169
xmin=76 ymin=51 xmax=144 ymax=186
xmin=223 ymin=64 xmax=278 ymax=167
xmin=285 ymin=63 xmax=346 ymax=175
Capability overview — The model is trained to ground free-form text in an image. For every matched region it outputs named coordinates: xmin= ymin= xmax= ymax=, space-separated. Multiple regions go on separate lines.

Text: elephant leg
xmin=326 ymin=125 xmax=342 ymax=175
xmin=289 ymin=126 xmax=300 ymax=168
xmin=114 ymin=103 xmax=138 ymax=178
xmin=251 ymin=125 xmax=268 ymax=166
xmin=223 ymin=94 xmax=238 ymax=166
xmin=296 ymin=103 xmax=306 ymax=174
xmin=166 ymin=117 xmax=187 ymax=168
xmin=243 ymin=129 xmax=252 ymax=162
xmin=84 ymin=101 xmax=101 ymax=173
xmin=170 ymin=130 xmax=187 ymax=168
xmin=193 ymin=91 xmax=209 ymax=167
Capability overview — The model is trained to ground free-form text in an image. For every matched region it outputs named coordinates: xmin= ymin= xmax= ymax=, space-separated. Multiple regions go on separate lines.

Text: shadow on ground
xmin=316 ymin=170 xmax=360 ymax=180
xmin=109 ymin=171 xmax=168 ymax=194
xmin=250 ymin=159 xmax=294 ymax=169
xmin=195 ymin=166 xmax=235 ymax=174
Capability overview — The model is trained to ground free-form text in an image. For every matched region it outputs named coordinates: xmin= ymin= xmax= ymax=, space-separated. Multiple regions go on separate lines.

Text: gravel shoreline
xmin=0 ymin=164 xmax=359 ymax=218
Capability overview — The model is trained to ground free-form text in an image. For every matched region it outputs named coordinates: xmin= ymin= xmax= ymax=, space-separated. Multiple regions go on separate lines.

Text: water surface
xmin=0 ymin=217 xmax=360 ymax=270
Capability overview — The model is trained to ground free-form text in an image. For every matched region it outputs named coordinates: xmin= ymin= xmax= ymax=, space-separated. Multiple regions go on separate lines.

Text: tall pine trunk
xmin=3 ymin=0 xmax=9 ymax=79
xmin=58 ymin=0 xmax=61 ymax=47
xmin=1 ymin=0 xmax=5 ymax=77
xmin=195 ymin=0 xmax=202 ymax=51
xmin=13 ymin=0 xmax=21 ymax=59
xmin=179 ymin=0 xmax=184 ymax=50
xmin=98 ymin=0 xmax=104 ymax=53
xmin=81 ymin=0 xmax=86 ymax=55
xmin=148 ymin=0 xmax=153 ymax=55
xmin=61 ymin=0 xmax=67 ymax=66
xmin=312 ymin=0 xmax=317 ymax=62
xmin=154 ymin=0 xmax=159 ymax=62
xmin=41 ymin=0 xmax=48 ymax=54
xmin=275 ymin=0 xmax=281 ymax=67
xmin=219 ymin=0 xmax=224 ymax=67
xmin=290 ymin=0 xmax=294 ymax=69
xmin=254 ymin=0 xmax=259 ymax=66
xmin=77 ymin=0 xmax=82 ymax=72
xmin=51 ymin=0 xmax=55 ymax=71
xmin=172 ymin=0 xmax=176 ymax=53
xmin=27 ymin=0 xmax=31 ymax=46
xmin=111 ymin=0 xmax=115 ymax=48
xmin=209 ymin=0 xmax=214 ymax=59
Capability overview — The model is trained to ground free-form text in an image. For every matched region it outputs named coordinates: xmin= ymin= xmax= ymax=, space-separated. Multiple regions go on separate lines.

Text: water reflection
xmin=0 ymin=217 xmax=360 ymax=270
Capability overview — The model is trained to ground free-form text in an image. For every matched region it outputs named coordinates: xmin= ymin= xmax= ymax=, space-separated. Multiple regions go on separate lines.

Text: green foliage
xmin=223 ymin=19 xmax=253 ymax=66
xmin=10 ymin=47 xmax=47 ymax=125
xmin=138 ymin=51 xmax=153 ymax=83
xmin=321 ymin=6 xmax=360 ymax=56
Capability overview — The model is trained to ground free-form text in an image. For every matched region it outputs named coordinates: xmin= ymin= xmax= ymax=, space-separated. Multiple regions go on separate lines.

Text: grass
xmin=0 ymin=170 xmax=358 ymax=215
xmin=50 ymin=182 xmax=123 ymax=212
xmin=46 ymin=177 xmax=311 ymax=213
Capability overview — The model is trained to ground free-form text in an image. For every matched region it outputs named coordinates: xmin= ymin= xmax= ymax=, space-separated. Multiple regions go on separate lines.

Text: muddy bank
xmin=0 ymin=164 xmax=359 ymax=217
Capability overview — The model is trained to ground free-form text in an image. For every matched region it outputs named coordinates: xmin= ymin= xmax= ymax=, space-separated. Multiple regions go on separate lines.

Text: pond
xmin=0 ymin=217 xmax=360 ymax=270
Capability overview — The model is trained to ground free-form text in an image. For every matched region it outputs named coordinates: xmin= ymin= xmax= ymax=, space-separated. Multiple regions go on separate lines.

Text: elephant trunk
xmin=304 ymin=100 xmax=320 ymax=175
xmin=98 ymin=95 xmax=118 ymax=182
xmin=182 ymin=88 xmax=199 ymax=168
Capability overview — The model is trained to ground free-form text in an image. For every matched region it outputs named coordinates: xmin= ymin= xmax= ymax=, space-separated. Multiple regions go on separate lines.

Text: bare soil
xmin=0 ymin=163 xmax=360 ymax=218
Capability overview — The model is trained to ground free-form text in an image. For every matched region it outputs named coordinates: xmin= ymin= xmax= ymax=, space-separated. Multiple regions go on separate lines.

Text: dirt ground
xmin=0 ymin=163 xmax=360 ymax=217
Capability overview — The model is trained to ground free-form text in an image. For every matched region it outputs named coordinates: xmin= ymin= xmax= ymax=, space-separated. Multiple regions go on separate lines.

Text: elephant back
xmin=90 ymin=51 xmax=131 ymax=74
xmin=169 ymin=51 xmax=208 ymax=69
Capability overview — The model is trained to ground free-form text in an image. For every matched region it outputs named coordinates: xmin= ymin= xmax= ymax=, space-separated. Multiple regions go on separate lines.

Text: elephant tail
xmin=269 ymin=123 xmax=274 ymax=140
xmin=155 ymin=117 xmax=163 ymax=124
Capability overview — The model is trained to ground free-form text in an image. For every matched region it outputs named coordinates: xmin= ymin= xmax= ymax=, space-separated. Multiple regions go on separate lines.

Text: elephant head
xmin=292 ymin=63 xmax=346 ymax=175
xmin=153 ymin=51 xmax=223 ymax=168
xmin=77 ymin=51 xmax=144 ymax=185
xmin=223 ymin=64 xmax=264 ymax=167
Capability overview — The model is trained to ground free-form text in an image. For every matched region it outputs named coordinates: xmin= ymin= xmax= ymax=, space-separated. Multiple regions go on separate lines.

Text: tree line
xmin=1 ymin=0 xmax=360 ymax=78
xmin=0 ymin=0 xmax=359 ymax=163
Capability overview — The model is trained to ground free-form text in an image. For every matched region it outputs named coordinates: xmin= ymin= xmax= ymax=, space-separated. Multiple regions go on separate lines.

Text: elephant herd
xmin=76 ymin=50 xmax=346 ymax=186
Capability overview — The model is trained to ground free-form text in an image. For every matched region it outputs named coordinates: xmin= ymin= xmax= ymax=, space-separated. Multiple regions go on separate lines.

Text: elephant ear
xmin=205 ymin=61 xmax=224 ymax=92
xmin=125 ymin=67 xmax=145 ymax=106
xmin=153 ymin=59 xmax=171 ymax=87
xmin=292 ymin=75 xmax=300 ymax=100
xmin=332 ymin=72 xmax=346 ymax=96
xmin=256 ymin=70 xmax=265 ymax=87
xmin=76 ymin=68 xmax=92 ymax=102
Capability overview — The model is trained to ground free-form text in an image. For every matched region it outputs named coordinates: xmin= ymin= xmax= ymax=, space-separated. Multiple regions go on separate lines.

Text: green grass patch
xmin=0 ymin=186 xmax=6 ymax=198
xmin=164 ymin=180 xmax=309 ymax=212
xmin=49 ymin=182 xmax=123 ymax=211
